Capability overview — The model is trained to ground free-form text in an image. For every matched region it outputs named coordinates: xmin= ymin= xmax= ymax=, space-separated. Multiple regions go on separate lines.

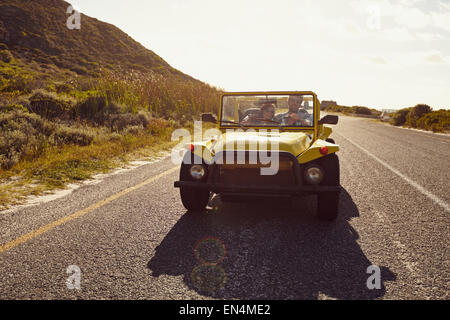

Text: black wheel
xmin=317 ymin=192 xmax=340 ymax=221
xmin=315 ymin=154 xmax=340 ymax=221
xmin=219 ymin=194 xmax=236 ymax=203
xmin=326 ymin=138 xmax=335 ymax=144
xmin=179 ymin=152 xmax=210 ymax=212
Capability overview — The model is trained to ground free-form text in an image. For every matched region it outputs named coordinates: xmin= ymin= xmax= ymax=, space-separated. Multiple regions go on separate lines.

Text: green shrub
xmin=108 ymin=132 xmax=123 ymax=142
xmin=0 ymin=103 xmax=28 ymax=113
xmin=0 ymin=109 xmax=54 ymax=136
xmin=146 ymin=117 xmax=172 ymax=136
xmin=28 ymin=89 xmax=73 ymax=119
xmin=137 ymin=112 xmax=150 ymax=128
xmin=0 ymin=109 xmax=97 ymax=169
xmin=71 ymin=96 xmax=134 ymax=127
xmin=0 ymin=110 xmax=53 ymax=168
xmin=405 ymin=104 xmax=432 ymax=127
xmin=73 ymin=95 xmax=108 ymax=121
xmin=324 ymin=104 xmax=345 ymax=113
xmin=11 ymin=96 xmax=30 ymax=110
xmin=106 ymin=112 xmax=149 ymax=131
xmin=389 ymin=108 xmax=411 ymax=126
xmin=0 ymin=151 xmax=21 ymax=170
xmin=51 ymin=126 xmax=94 ymax=146
xmin=370 ymin=109 xmax=382 ymax=116
xmin=123 ymin=125 xmax=143 ymax=136
xmin=70 ymin=65 xmax=89 ymax=76
xmin=1 ymin=73 xmax=37 ymax=93
xmin=55 ymin=81 xmax=74 ymax=94
xmin=416 ymin=110 xmax=450 ymax=132
xmin=0 ymin=50 xmax=13 ymax=63
xmin=350 ymin=106 xmax=372 ymax=115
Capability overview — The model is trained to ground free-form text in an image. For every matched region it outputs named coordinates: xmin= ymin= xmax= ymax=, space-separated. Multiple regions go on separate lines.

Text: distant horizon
xmin=68 ymin=0 xmax=450 ymax=110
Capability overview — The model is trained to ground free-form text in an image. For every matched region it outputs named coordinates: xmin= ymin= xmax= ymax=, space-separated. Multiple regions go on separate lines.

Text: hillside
xmin=0 ymin=0 xmax=221 ymax=209
xmin=0 ymin=0 xmax=192 ymax=79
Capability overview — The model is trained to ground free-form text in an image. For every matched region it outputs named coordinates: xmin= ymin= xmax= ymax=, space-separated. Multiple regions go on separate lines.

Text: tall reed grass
xmin=77 ymin=71 xmax=222 ymax=121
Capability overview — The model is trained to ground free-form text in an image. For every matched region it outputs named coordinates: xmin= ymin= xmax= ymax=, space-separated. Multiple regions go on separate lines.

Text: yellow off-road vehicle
xmin=174 ymin=92 xmax=341 ymax=220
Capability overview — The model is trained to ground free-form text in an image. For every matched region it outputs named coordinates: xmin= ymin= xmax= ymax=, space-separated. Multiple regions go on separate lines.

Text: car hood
xmin=210 ymin=131 xmax=312 ymax=156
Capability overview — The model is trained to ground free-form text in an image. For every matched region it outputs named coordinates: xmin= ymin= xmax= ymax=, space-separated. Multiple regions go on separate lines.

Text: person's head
xmin=260 ymin=103 xmax=275 ymax=120
xmin=288 ymin=95 xmax=303 ymax=113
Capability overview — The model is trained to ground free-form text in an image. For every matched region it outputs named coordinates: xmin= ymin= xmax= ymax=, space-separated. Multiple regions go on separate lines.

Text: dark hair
xmin=288 ymin=95 xmax=303 ymax=104
xmin=261 ymin=103 xmax=275 ymax=112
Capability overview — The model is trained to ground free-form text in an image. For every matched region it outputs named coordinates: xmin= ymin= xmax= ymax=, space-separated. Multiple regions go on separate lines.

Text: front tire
xmin=180 ymin=185 xmax=210 ymax=212
xmin=315 ymin=154 xmax=340 ymax=221
xmin=179 ymin=153 xmax=210 ymax=212
xmin=317 ymin=192 xmax=339 ymax=221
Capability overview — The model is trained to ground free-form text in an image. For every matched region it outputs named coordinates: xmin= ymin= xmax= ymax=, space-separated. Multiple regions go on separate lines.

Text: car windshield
xmin=221 ymin=94 xmax=314 ymax=127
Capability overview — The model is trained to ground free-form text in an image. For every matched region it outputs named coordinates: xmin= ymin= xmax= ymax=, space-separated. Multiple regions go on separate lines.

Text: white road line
xmin=380 ymin=123 xmax=450 ymax=142
xmin=337 ymin=133 xmax=450 ymax=214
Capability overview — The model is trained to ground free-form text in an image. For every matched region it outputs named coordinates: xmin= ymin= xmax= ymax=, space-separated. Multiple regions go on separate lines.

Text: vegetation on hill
xmin=322 ymin=100 xmax=448 ymax=133
xmin=0 ymin=0 xmax=222 ymax=209
xmin=321 ymin=102 xmax=381 ymax=117
xmin=0 ymin=0 xmax=193 ymax=78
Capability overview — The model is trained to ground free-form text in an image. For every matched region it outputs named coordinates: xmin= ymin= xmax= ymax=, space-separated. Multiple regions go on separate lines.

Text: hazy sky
xmin=68 ymin=0 xmax=450 ymax=110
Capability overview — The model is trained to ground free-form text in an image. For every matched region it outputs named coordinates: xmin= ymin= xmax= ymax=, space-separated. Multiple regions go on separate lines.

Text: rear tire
xmin=315 ymin=154 xmax=340 ymax=221
xmin=179 ymin=153 xmax=210 ymax=212
xmin=326 ymin=138 xmax=335 ymax=144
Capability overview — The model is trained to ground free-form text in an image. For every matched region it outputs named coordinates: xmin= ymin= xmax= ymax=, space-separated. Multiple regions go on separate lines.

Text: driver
xmin=276 ymin=95 xmax=312 ymax=126
xmin=242 ymin=103 xmax=277 ymax=125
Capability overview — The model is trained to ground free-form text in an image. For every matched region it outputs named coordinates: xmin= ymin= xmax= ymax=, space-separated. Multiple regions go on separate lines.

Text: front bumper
xmin=174 ymin=181 xmax=341 ymax=195
xmin=176 ymin=151 xmax=340 ymax=196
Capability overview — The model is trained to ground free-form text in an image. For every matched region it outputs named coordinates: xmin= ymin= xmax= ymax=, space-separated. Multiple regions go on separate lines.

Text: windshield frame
xmin=219 ymin=91 xmax=319 ymax=133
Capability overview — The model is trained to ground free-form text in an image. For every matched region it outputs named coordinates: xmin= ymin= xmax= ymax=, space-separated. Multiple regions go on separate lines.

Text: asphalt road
xmin=0 ymin=116 xmax=449 ymax=300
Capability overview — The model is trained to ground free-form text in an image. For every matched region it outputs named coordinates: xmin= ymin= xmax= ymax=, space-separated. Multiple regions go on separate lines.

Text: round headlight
xmin=190 ymin=165 xmax=206 ymax=180
xmin=304 ymin=166 xmax=324 ymax=185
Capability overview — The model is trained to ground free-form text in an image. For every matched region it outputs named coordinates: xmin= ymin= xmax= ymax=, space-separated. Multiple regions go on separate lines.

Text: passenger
xmin=242 ymin=103 xmax=277 ymax=125
xmin=276 ymin=95 xmax=312 ymax=126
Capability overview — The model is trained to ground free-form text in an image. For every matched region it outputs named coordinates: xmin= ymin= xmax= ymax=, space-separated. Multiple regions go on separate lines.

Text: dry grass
xmin=0 ymin=131 xmax=179 ymax=210
xmin=0 ymin=55 xmax=221 ymax=210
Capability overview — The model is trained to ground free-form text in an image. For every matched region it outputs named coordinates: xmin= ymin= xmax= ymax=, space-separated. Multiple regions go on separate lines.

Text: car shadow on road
xmin=147 ymin=188 xmax=396 ymax=299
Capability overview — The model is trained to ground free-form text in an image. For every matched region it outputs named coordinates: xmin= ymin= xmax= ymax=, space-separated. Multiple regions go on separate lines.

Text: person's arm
xmin=296 ymin=110 xmax=313 ymax=126
xmin=274 ymin=113 xmax=284 ymax=122
xmin=242 ymin=113 xmax=260 ymax=125
xmin=284 ymin=113 xmax=302 ymax=125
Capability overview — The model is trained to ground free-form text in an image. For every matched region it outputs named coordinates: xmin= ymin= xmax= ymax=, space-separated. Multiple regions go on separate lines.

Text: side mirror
xmin=201 ymin=113 xmax=217 ymax=124
xmin=318 ymin=115 xmax=338 ymax=125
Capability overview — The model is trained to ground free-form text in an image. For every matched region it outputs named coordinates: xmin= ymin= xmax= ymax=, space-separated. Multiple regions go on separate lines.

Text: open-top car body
xmin=174 ymin=91 xmax=341 ymax=220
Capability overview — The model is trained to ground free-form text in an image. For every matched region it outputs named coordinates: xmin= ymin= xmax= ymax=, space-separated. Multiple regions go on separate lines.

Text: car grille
xmin=213 ymin=152 xmax=298 ymax=187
